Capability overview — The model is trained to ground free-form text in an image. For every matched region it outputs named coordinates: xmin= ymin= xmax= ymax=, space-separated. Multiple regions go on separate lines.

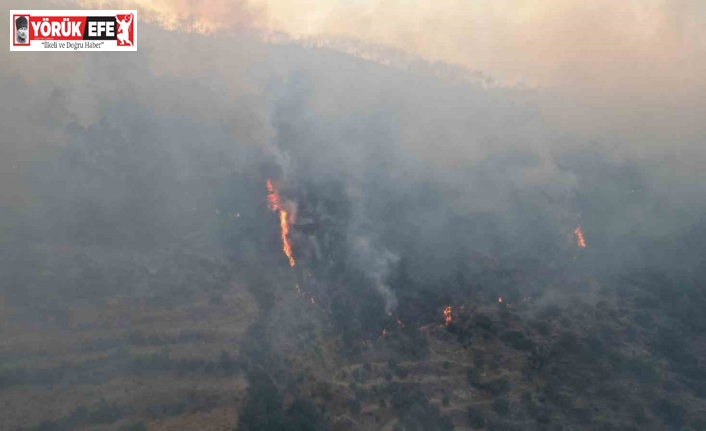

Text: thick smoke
xmin=3 ymin=5 xmax=706 ymax=430
xmin=2 ymin=14 xmax=704 ymax=303
xmin=350 ymin=235 xmax=399 ymax=315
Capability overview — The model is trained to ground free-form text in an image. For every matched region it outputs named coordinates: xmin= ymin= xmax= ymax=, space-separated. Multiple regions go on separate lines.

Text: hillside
xmin=3 ymin=235 xmax=706 ymax=430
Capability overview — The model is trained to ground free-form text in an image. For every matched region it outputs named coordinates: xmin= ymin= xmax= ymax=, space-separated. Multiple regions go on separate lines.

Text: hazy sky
xmin=77 ymin=0 xmax=705 ymax=88
xmin=74 ymin=0 xmax=706 ymax=153
xmin=3 ymin=0 xmax=705 ymax=210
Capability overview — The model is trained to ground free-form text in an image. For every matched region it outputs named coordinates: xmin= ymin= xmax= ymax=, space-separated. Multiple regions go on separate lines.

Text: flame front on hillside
xmin=266 ymin=179 xmax=296 ymax=267
xmin=574 ymin=226 xmax=587 ymax=248
xmin=443 ymin=306 xmax=453 ymax=326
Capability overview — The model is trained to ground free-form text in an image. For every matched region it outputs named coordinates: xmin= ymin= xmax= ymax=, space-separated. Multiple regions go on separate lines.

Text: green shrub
xmin=535 ymin=407 xmax=551 ymax=424
xmin=88 ymin=402 xmax=127 ymax=424
xmin=473 ymin=353 xmax=485 ymax=368
xmin=32 ymin=420 xmax=60 ymax=431
xmin=285 ymin=399 xmax=328 ymax=431
xmin=468 ymin=406 xmax=486 ymax=429
xmin=492 ymin=397 xmax=509 ymax=416
xmin=541 ymin=304 xmax=562 ymax=320
xmin=473 ymin=314 xmax=494 ymax=330
xmin=654 ymin=399 xmax=685 ymax=428
xmin=500 ymin=330 xmax=534 ymax=351
xmin=118 ymin=420 xmax=148 ymax=431
xmin=350 ymin=398 xmax=362 ymax=414
xmin=467 ymin=368 xmax=481 ymax=387
xmin=482 ymin=378 xmax=510 ymax=396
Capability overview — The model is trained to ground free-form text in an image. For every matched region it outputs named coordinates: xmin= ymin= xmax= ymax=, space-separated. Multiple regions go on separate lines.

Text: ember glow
xmin=443 ymin=306 xmax=453 ymax=326
xmin=266 ymin=179 xmax=296 ymax=267
xmin=498 ymin=297 xmax=503 ymax=303
xmin=574 ymin=226 xmax=587 ymax=248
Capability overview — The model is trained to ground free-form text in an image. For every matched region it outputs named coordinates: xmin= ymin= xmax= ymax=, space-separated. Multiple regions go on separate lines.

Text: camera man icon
xmin=15 ymin=16 xmax=29 ymax=44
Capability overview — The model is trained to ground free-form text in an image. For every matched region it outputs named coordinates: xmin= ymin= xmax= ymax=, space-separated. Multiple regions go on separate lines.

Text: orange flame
xmin=443 ymin=306 xmax=453 ymax=326
xmin=498 ymin=296 xmax=503 ymax=303
xmin=266 ymin=179 xmax=296 ymax=267
xmin=574 ymin=226 xmax=587 ymax=248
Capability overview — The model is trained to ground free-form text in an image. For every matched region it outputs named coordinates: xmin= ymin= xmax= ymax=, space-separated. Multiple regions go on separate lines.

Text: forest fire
xmin=574 ymin=226 xmax=587 ymax=248
xmin=266 ymin=179 xmax=296 ymax=267
xmin=443 ymin=306 xmax=453 ymax=326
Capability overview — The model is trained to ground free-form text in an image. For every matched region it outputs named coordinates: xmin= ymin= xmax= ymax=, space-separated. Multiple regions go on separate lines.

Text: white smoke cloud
xmin=350 ymin=235 xmax=399 ymax=315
